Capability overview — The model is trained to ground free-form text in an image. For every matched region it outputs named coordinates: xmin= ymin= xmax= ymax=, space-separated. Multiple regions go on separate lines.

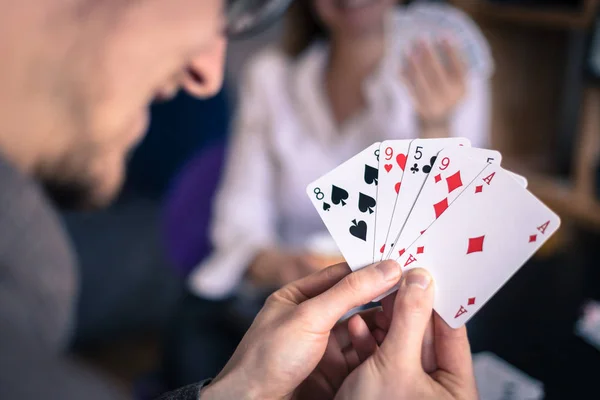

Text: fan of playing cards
xmin=306 ymin=138 xmax=561 ymax=328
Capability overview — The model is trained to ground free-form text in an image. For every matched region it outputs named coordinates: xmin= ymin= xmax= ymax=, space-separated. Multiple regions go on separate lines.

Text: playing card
xmin=410 ymin=3 xmax=494 ymax=76
xmin=473 ymin=352 xmax=544 ymax=400
xmin=373 ymin=140 xmax=412 ymax=262
xmin=506 ymin=171 xmax=528 ymax=188
xmin=393 ymin=163 xmax=561 ymax=327
xmin=382 ymin=137 xmax=471 ymax=259
xmin=575 ymin=299 xmax=600 ymax=351
xmin=390 ymin=146 xmax=501 ymax=259
xmin=306 ymin=143 xmax=380 ymax=271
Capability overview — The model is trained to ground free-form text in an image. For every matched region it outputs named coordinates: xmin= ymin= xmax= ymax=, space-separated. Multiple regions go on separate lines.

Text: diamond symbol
xmin=468 ymin=297 xmax=476 ymax=306
xmin=417 ymin=246 xmax=425 ymax=254
xmin=398 ymin=248 xmax=405 ymax=257
xmin=420 ymin=229 xmax=426 ymax=235
xmin=467 ymin=235 xmax=485 ymax=254
xmin=433 ymin=198 xmax=449 ymax=219
xmin=475 ymin=185 xmax=483 ymax=194
xmin=434 ymin=174 xmax=442 ymax=183
xmin=529 ymin=235 xmax=537 ymax=243
xmin=446 ymin=171 xmax=463 ymax=193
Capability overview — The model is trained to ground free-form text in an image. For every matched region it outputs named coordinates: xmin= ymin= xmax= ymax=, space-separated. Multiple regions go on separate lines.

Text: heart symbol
xmin=384 ymin=164 xmax=393 ymax=173
xmin=397 ymin=154 xmax=407 ymax=171
xmin=394 ymin=182 xmax=401 ymax=194
xmin=379 ymin=244 xmax=385 ymax=254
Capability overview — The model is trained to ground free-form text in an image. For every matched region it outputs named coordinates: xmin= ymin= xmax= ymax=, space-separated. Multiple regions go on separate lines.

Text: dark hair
xmin=282 ymin=0 xmax=408 ymax=58
xmin=282 ymin=0 xmax=325 ymax=58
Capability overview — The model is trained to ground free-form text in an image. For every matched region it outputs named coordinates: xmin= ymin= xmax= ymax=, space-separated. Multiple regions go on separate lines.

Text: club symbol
xmin=411 ymin=163 xmax=419 ymax=174
xmin=422 ymin=156 xmax=437 ymax=174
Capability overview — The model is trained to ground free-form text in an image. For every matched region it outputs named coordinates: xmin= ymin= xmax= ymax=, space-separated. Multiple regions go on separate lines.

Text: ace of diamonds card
xmin=396 ymin=163 xmax=560 ymax=328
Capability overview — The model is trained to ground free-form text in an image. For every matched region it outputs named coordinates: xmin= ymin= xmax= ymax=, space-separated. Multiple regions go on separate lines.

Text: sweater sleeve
xmin=156 ymin=379 xmax=212 ymax=400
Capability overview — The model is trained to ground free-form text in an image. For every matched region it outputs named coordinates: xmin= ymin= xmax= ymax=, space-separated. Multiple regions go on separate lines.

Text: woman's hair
xmin=282 ymin=0 xmax=407 ymax=58
xmin=282 ymin=0 xmax=325 ymax=58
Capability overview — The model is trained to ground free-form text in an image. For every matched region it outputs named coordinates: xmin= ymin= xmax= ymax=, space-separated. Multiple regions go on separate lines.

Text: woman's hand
xmin=248 ymin=249 xmax=324 ymax=288
xmin=402 ymin=39 xmax=467 ymax=137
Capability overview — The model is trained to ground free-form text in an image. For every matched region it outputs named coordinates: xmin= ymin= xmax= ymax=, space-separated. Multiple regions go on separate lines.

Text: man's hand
xmin=202 ymin=261 xmax=403 ymax=400
xmin=335 ymin=268 xmax=479 ymax=400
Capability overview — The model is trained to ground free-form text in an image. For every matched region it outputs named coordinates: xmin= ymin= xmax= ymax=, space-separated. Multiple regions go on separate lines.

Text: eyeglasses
xmin=225 ymin=0 xmax=294 ymax=39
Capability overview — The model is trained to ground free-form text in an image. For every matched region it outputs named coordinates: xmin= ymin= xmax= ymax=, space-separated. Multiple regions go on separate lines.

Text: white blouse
xmin=189 ymin=4 xmax=493 ymax=299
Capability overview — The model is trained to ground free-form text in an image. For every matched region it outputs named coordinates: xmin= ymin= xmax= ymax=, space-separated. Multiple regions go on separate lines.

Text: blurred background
xmin=66 ymin=0 xmax=600 ymax=399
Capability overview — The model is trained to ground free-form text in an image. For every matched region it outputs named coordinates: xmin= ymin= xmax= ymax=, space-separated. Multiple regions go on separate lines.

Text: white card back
xmin=473 ymin=352 xmax=544 ymax=400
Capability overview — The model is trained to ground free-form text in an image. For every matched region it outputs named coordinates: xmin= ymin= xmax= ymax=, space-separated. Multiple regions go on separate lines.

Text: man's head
xmin=0 ymin=0 xmax=228 ymax=208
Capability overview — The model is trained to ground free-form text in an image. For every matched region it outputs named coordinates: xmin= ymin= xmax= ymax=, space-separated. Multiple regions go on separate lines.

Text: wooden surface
xmin=450 ymin=0 xmax=599 ymax=30
xmin=523 ymin=86 xmax=600 ymax=230
xmin=457 ymin=2 xmax=600 ymax=231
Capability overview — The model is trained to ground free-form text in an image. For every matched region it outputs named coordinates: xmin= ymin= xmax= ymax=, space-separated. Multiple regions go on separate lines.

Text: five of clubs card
xmin=307 ymin=138 xmax=560 ymax=328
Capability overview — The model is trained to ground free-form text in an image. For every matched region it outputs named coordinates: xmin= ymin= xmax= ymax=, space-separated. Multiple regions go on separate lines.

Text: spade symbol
xmin=323 ymin=202 xmax=331 ymax=211
xmin=364 ymin=165 xmax=378 ymax=186
xmin=422 ymin=156 xmax=437 ymax=174
xmin=349 ymin=219 xmax=367 ymax=241
xmin=331 ymin=185 xmax=349 ymax=206
xmin=358 ymin=193 xmax=376 ymax=214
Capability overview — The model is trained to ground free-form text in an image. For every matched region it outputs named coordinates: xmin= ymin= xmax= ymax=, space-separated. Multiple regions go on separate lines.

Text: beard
xmin=42 ymin=170 xmax=114 ymax=211
xmin=42 ymin=177 xmax=106 ymax=210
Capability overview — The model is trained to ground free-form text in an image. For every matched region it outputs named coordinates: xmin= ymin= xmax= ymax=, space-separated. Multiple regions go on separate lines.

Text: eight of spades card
xmin=306 ymin=143 xmax=380 ymax=271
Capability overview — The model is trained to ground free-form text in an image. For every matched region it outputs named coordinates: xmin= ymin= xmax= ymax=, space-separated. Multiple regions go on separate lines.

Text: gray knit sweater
xmin=0 ymin=156 xmax=205 ymax=399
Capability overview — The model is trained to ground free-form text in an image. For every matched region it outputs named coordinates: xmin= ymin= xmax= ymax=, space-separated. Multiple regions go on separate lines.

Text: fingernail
xmin=376 ymin=260 xmax=401 ymax=281
xmin=404 ymin=269 xmax=431 ymax=289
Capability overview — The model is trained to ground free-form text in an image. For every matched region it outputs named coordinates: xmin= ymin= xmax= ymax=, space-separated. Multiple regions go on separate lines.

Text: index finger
xmin=441 ymin=39 xmax=466 ymax=80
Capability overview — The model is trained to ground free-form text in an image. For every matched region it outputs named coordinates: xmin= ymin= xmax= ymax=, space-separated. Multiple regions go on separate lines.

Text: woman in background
xmin=190 ymin=0 xmax=492 ymax=297
xmin=167 ymin=0 xmax=493 ymax=388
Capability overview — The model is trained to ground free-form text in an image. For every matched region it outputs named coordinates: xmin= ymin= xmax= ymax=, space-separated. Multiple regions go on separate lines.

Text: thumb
xmin=380 ymin=268 xmax=434 ymax=368
xmin=299 ymin=260 xmax=402 ymax=331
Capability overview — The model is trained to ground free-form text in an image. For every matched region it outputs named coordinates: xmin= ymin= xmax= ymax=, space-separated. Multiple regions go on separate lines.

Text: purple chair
xmin=162 ymin=142 xmax=226 ymax=277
